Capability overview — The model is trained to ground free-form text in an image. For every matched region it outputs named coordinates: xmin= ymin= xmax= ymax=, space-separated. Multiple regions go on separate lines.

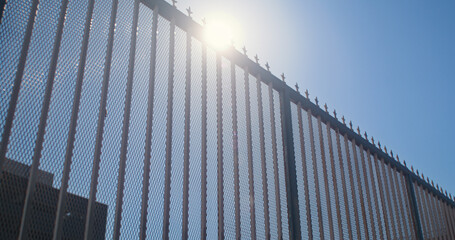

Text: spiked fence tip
xmin=186 ymin=7 xmax=192 ymax=17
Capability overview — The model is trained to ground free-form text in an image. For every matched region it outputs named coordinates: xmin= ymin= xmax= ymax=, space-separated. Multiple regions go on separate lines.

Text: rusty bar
xmin=181 ymin=21 xmax=191 ymax=240
xmin=257 ymin=76 xmax=270 ymax=240
xmin=336 ymin=130 xmax=353 ymax=239
xmin=200 ymin=41 xmax=208 ymax=240
xmin=269 ymin=82 xmax=283 ymax=240
xmin=344 ymin=134 xmax=361 ymax=239
xmin=366 ymin=151 xmax=383 ymax=240
xmin=359 ymin=146 xmax=376 ymax=240
xmin=244 ymin=67 xmax=257 ymax=240
xmin=374 ymin=154 xmax=391 ymax=240
xmin=216 ymin=53 xmax=225 ymax=240
xmin=308 ymin=110 xmax=324 ymax=240
xmin=18 ymin=1 xmax=69 ymax=239
xmin=317 ymin=117 xmax=334 ymax=239
xmin=53 ymin=0 xmax=96 ymax=238
xmin=297 ymin=103 xmax=313 ymax=239
xmin=0 ymin=0 xmax=39 ymax=175
xmin=351 ymin=140 xmax=368 ymax=239
xmin=326 ymin=123 xmax=343 ymax=239
xmin=161 ymin=15 xmax=175 ymax=240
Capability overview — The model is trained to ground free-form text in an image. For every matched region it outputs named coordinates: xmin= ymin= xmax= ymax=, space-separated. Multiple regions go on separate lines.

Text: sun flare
xmin=203 ymin=14 xmax=241 ymax=51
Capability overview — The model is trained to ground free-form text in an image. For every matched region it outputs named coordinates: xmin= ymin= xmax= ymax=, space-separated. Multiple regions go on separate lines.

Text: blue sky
xmin=174 ymin=0 xmax=455 ymax=195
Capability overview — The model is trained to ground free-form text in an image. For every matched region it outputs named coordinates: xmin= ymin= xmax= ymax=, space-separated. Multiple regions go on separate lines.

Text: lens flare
xmin=203 ymin=14 xmax=240 ymax=51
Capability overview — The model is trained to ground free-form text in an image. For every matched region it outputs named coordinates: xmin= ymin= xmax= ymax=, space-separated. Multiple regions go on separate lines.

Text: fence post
xmin=279 ymin=87 xmax=301 ymax=240
xmin=405 ymin=174 xmax=425 ymax=240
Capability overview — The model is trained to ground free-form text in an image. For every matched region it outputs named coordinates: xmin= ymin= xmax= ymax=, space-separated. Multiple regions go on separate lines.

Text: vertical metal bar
xmin=359 ymin=146 xmax=376 ymax=240
xmin=181 ymin=17 xmax=191 ymax=240
xmin=307 ymin=110 xmax=324 ymax=240
xmin=111 ymin=1 xmax=140 ymax=239
xmin=366 ymin=151 xmax=383 ymax=240
xmin=18 ymin=1 xmax=69 ymax=239
xmin=256 ymin=76 xmax=270 ymax=240
xmin=268 ymin=83 xmax=282 ymax=240
xmin=451 ymin=205 xmax=455 ymax=235
xmin=162 ymin=16 xmax=175 ymax=240
xmin=452 ymin=205 xmax=455 ymax=235
xmin=200 ymin=41 xmax=208 ymax=240
xmin=419 ymin=184 xmax=432 ymax=239
xmin=231 ymin=62 xmax=241 ymax=240
xmin=444 ymin=202 xmax=455 ymax=239
xmin=394 ymin=170 xmax=410 ymax=239
xmin=373 ymin=154 xmax=391 ymax=240
xmin=297 ymin=103 xmax=313 ymax=239
xmin=343 ymin=134 xmax=361 ymax=239
xmin=84 ymin=0 xmax=119 ymax=238
xmin=336 ymin=130 xmax=353 ymax=239
xmin=442 ymin=201 xmax=451 ymax=239
xmin=0 ymin=0 xmax=39 ymax=176
xmin=435 ymin=197 xmax=445 ymax=239
xmin=425 ymin=189 xmax=437 ymax=239
xmin=406 ymin=178 xmax=425 ymax=240
xmin=351 ymin=141 xmax=369 ymax=239
xmin=429 ymin=192 xmax=442 ymax=240
xmin=401 ymin=174 xmax=417 ymax=240
xmin=244 ymin=67 xmax=257 ymax=240
xmin=326 ymin=123 xmax=342 ymax=239
xmin=414 ymin=183 xmax=426 ymax=238
xmin=216 ymin=53 xmax=225 ymax=240
xmin=317 ymin=116 xmax=334 ymax=239
xmin=52 ymin=0 xmax=96 ymax=238
xmin=444 ymin=203 xmax=452 ymax=238
xmin=380 ymin=158 xmax=397 ymax=239
xmin=139 ymin=6 xmax=158 ymax=240
xmin=279 ymin=89 xmax=301 ymax=240
xmin=388 ymin=166 xmax=404 ymax=239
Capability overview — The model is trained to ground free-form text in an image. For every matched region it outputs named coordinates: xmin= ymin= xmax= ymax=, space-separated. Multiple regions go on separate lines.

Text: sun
xmin=203 ymin=14 xmax=241 ymax=51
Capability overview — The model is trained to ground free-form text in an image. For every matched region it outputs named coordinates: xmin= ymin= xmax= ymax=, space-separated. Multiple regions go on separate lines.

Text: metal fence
xmin=0 ymin=0 xmax=454 ymax=239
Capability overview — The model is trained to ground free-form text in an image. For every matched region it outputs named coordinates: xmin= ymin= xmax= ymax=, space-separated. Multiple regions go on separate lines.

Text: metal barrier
xmin=0 ymin=0 xmax=454 ymax=239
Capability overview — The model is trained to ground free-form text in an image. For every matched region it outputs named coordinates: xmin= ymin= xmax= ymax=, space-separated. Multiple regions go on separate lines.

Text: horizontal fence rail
xmin=0 ymin=0 xmax=454 ymax=239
